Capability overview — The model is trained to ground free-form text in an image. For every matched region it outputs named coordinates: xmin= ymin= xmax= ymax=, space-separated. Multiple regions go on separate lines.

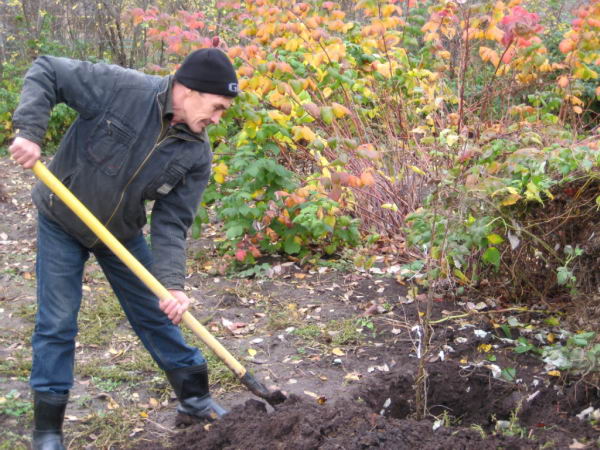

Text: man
xmin=9 ymin=48 xmax=238 ymax=450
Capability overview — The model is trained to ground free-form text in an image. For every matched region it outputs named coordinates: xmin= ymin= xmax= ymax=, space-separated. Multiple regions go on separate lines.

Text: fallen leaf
xmin=548 ymin=370 xmax=561 ymax=377
xmin=331 ymin=347 xmax=345 ymax=356
xmin=344 ymin=372 xmax=362 ymax=381
xmin=148 ymin=397 xmax=159 ymax=408
xmin=248 ymin=348 xmax=257 ymax=357
xmin=304 ymin=390 xmax=319 ymax=399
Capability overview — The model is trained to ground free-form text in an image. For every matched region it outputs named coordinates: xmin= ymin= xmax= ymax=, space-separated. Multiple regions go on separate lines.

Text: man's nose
xmin=211 ymin=111 xmax=224 ymax=124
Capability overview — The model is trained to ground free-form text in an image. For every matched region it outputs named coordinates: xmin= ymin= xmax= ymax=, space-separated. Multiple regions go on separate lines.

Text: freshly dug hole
xmin=357 ymin=362 xmax=519 ymax=427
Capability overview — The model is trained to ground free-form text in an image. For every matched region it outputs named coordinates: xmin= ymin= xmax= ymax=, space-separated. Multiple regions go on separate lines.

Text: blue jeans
xmin=31 ymin=213 xmax=204 ymax=393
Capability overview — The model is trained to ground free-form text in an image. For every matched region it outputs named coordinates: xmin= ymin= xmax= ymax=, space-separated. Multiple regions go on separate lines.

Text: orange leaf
xmin=557 ymin=76 xmax=569 ymax=88
xmin=360 ymin=170 xmax=376 ymax=187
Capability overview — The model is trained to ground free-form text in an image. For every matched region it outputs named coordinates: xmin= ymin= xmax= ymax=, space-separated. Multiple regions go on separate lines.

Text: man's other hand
xmin=160 ymin=290 xmax=191 ymax=325
xmin=9 ymin=137 xmax=41 ymax=169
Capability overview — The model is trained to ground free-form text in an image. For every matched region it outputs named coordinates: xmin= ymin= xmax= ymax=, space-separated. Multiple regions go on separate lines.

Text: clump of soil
xmin=140 ymin=362 xmax=599 ymax=449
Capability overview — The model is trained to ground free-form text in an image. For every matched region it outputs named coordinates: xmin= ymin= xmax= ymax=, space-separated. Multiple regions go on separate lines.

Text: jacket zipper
xmin=89 ymin=96 xmax=168 ymax=247
xmin=89 ymin=102 xmax=200 ymax=247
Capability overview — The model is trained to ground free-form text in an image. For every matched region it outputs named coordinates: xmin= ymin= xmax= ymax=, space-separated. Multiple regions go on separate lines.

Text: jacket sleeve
xmin=150 ymin=159 xmax=212 ymax=290
xmin=12 ymin=55 xmax=120 ymax=144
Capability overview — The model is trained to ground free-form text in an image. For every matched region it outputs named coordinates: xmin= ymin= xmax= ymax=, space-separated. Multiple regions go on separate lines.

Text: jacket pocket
xmin=85 ymin=115 xmax=135 ymax=176
xmin=143 ymin=156 xmax=194 ymax=200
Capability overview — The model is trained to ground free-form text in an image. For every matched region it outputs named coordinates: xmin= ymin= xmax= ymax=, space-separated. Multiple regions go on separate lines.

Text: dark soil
xmin=137 ymin=361 xmax=599 ymax=449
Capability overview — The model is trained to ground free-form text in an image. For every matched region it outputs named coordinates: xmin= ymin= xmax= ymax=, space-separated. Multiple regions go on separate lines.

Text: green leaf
xmin=320 ymin=106 xmax=334 ymax=125
xmin=543 ymin=317 xmax=560 ymax=327
xmin=226 ymin=224 xmax=246 ymax=239
xmin=501 ymin=367 xmax=516 ymax=382
xmin=284 ymin=238 xmax=301 ymax=254
xmin=482 ymin=247 xmax=501 ymax=269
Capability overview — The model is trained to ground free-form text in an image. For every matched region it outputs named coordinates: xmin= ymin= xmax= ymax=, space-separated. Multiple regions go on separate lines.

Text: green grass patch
xmin=14 ymin=303 xmax=36 ymax=323
xmin=76 ymin=363 xmax=138 ymax=385
xmin=115 ymin=346 xmax=160 ymax=375
xmin=326 ymin=318 xmax=363 ymax=346
xmin=0 ymin=389 xmax=31 ymax=418
xmin=292 ymin=323 xmax=322 ymax=342
xmin=68 ymin=407 xmax=144 ymax=449
xmin=265 ymin=308 xmax=302 ymax=331
xmin=0 ymin=350 xmax=32 ymax=378
xmin=78 ymin=294 xmax=125 ymax=347
xmin=0 ymin=431 xmax=28 ymax=450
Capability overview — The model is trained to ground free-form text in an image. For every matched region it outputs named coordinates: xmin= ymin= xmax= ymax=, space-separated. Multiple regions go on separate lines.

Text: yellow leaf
xmin=344 ymin=372 xmax=361 ymax=381
xmin=331 ymin=102 xmax=350 ymax=118
xmin=547 ymin=370 xmax=561 ymax=377
xmin=214 ymin=161 xmax=228 ymax=176
xmin=248 ymin=348 xmax=257 ymax=357
xmin=485 ymin=25 xmax=504 ymax=42
xmin=324 ymin=215 xmax=336 ymax=228
xmin=323 ymin=87 xmax=333 ymax=98
xmin=140 ymin=411 xmax=149 ymax=418
xmin=332 ymin=347 xmax=345 ymax=356
xmin=409 ymin=165 xmax=426 ymax=176
xmin=501 ymin=193 xmax=521 ymax=206
xmin=487 ymin=234 xmax=504 ymax=244
xmin=573 ymin=106 xmax=583 ymax=114
xmin=453 ymin=268 xmax=470 ymax=284
xmin=214 ymin=172 xmax=225 ymax=184
xmin=547 ymin=333 xmax=555 ymax=343
xmin=478 ymin=343 xmax=492 ymax=353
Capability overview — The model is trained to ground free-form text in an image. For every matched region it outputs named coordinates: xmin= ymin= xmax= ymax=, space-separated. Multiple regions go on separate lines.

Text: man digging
xmin=9 ymin=48 xmax=238 ymax=450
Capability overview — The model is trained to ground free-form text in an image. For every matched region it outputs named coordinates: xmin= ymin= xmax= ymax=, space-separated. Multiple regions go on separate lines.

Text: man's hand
xmin=9 ymin=137 xmax=41 ymax=169
xmin=160 ymin=290 xmax=191 ymax=325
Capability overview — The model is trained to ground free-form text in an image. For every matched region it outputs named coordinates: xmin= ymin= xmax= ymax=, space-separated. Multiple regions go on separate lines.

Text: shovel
xmin=32 ymin=160 xmax=286 ymax=407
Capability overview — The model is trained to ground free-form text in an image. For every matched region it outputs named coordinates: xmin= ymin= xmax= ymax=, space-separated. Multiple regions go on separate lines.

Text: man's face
xmin=174 ymin=90 xmax=233 ymax=133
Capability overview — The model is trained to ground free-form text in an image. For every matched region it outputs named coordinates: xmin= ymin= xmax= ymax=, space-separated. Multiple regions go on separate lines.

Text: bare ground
xmin=0 ymin=157 xmax=599 ymax=449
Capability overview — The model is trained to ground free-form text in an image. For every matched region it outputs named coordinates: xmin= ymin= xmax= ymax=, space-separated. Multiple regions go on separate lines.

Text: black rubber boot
xmin=32 ymin=390 xmax=68 ymax=450
xmin=165 ymin=363 xmax=228 ymax=426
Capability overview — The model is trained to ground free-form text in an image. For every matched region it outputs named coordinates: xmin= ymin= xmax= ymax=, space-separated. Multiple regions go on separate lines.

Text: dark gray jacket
xmin=12 ymin=56 xmax=213 ymax=290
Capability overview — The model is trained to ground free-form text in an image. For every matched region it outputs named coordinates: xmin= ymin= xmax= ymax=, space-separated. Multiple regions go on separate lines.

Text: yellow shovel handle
xmin=32 ymin=161 xmax=247 ymax=378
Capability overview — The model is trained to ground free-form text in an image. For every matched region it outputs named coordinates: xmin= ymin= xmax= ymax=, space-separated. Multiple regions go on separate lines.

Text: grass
xmin=67 ymin=407 xmax=145 ymax=449
xmin=326 ymin=318 xmax=364 ymax=346
xmin=293 ymin=323 xmax=322 ymax=341
xmin=78 ymin=293 xmax=125 ymax=347
xmin=115 ymin=346 xmax=160 ymax=374
xmin=14 ymin=303 xmax=36 ymax=323
xmin=291 ymin=318 xmax=364 ymax=348
xmin=77 ymin=363 xmax=139 ymax=385
xmin=0 ymin=431 xmax=28 ymax=450
xmin=0 ymin=349 xmax=32 ymax=378
xmin=0 ymin=389 xmax=31 ymax=418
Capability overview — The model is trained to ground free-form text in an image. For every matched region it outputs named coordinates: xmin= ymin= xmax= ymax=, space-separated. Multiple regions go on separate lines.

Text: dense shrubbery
xmin=2 ymin=0 xmax=599 ymax=282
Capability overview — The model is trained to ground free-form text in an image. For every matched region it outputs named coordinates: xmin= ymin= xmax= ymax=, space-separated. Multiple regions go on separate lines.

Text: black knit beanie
xmin=174 ymin=48 xmax=239 ymax=97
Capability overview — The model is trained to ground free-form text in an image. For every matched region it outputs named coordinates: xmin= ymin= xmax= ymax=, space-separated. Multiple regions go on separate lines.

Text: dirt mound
xmin=160 ymin=395 xmax=528 ymax=450
xmin=138 ymin=362 xmax=599 ymax=449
